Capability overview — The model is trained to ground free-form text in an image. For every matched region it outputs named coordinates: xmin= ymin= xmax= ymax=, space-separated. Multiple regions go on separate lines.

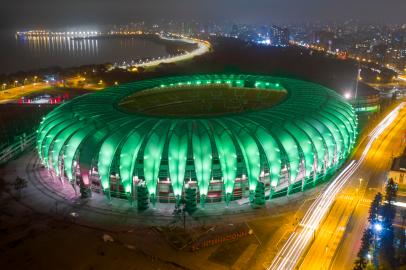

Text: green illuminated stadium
xmin=37 ymin=74 xmax=358 ymax=205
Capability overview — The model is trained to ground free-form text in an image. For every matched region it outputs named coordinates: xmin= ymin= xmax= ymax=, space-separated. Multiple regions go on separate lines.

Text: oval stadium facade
xmin=37 ymin=74 xmax=358 ymax=205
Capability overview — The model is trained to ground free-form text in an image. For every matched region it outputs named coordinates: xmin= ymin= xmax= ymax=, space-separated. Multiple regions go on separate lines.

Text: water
xmin=0 ymin=31 xmax=169 ymax=74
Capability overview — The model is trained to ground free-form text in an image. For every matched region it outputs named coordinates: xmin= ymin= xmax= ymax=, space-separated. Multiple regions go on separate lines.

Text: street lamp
xmin=354 ymin=63 xmax=361 ymax=99
xmin=359 ymin=177 xmax=363 ymax=190
xmin=367 ymin=253 xmax=372 ymax=263
xmin=373 ymin=222 xmax=382 ymax=232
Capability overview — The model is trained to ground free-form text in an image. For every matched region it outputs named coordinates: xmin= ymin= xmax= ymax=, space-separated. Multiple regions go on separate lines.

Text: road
xmin=111 ymin=35 xmax=211 ymax=71
xmin=0 ymin=82 xmax=51 ymax=103
xmin=299 ymin=102 xmax=406 ymax=269
xmin=133 ymin=35 xmax=210 ymax=68
xmin=328 ymin=104 xmax=406 ymax=270
xmin=268 ymin=102 xmax=406 ymax=270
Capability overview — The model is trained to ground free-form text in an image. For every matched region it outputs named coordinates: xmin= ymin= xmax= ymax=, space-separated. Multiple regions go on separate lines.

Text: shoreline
xmin=1 ymin=33 xmax=209 ymax=76
xmin=71 ymin=33 xmax=198 ymax=52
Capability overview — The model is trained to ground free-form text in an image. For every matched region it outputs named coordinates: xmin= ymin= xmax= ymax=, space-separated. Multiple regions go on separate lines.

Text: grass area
xmin=0 ymin=104 xmax=54 ymax=146
xmin=120 ymin=84 xmax=287 ymax=116
xmin=0 ymin=87 xmax=92 ymax=146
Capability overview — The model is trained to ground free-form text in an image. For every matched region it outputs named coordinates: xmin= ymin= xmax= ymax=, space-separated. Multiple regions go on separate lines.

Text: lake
xmin=0 ymin=31 xmax=169 ymax=74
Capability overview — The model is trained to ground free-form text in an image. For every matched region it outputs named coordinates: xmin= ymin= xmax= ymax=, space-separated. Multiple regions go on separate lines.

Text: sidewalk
xmin=1 ymin=150 xmax=321 ymax=231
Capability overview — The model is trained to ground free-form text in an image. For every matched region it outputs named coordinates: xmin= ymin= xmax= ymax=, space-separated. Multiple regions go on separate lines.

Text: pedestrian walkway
xmin=1 ymin=150 xmax=321 ymax=231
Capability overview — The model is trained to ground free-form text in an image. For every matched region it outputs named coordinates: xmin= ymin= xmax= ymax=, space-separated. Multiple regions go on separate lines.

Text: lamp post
xmin=354 ymin=63 xmax=361 ymax=99
xmin=358 ymin=177 xmax=363 ymax=197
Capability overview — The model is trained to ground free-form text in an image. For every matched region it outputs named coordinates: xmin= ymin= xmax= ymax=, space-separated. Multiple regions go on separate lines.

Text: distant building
xmin=313 ymin=31 xmax=335 ymax=51
xmin=389 ymin=153 xmax=406 ymax=190
xmin=230 ymin=25 xmax=239 ymax=38
xmin=372 ymin=43 xmax=388 ymax=61
xmin=270 ymin=25 xmax=290 ymax=46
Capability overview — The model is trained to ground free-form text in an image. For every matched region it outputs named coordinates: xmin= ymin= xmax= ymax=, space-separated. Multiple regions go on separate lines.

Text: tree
xmin=379 ymin=225 xmax=396 ymax=269
xmin=253 ymin=182 xmax=266 ymax=206
xmin=368 ymin=193 xmax=382 ymax=223
xmin=384 ymin=178 xmax=397 ymax=203
xmin=381 ymin=179 xmax=397 ymax=227
xmin=353 ymin=257 xmax=367 ymax=270
xmin=399 ymin=209 xmax=406 ymax=265
xmin=136 ymin=184 xmax=149 ymax=210
xmin=377 ymin=178 xmax=398 ymax=268
xmin=79 ymin=181 xmax=91 ymax=198
xmin=354 ymin=223 xmax=373 ymax=269
xmin=359 ymin=228 xmax=373 ymax=257
xmin=185 ymin=187 xmax=197 ymax=214
xmin=14 ymin=176 xmax=27 ymax=199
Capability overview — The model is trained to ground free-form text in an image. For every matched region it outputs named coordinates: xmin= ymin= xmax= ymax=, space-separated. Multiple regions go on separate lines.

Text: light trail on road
xmin=268 ymin=102 xmax=405 ymax=270
xmin=133 ymin=35 xmax=210 ymax=68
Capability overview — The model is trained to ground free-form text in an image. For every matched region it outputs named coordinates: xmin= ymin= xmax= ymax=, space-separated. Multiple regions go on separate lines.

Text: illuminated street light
xmin=373 ymin=223 xmax=382 ymax=232
xmin=344 ymin=92 xmax=352 ymax=99
xmin=357 ymin=178 xmax=363 ymax=196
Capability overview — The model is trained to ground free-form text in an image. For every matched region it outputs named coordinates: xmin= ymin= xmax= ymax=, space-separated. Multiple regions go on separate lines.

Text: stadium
xmin=37 ymin=74 xmax=358 ymax=206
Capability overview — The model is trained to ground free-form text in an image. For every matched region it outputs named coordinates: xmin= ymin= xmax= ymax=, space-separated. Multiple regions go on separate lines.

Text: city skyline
xmin=1 ymin=0 xmax=406 ymax=30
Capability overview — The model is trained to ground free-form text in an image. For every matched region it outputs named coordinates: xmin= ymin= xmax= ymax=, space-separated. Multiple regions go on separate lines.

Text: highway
xmin=268 ymin=102 xmax=406 ymax=270
xmin=300 ymin=102 xmax=406 ymax=269
xmin=328 ymin=104 xmax=406 ymax=270
xmin=116 ymin=35 xmax=210 ymax=69
xmin=0 ymin=82 xmax=51 ymax=104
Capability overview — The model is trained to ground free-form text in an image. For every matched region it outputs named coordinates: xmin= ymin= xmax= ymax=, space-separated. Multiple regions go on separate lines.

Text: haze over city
xmin=2 ymin=0 xmax=406 ymax=29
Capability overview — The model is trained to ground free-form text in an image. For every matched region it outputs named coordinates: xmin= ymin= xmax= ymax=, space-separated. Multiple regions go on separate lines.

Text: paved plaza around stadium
xmin=0 ymin=150 xmax=322 ymax=270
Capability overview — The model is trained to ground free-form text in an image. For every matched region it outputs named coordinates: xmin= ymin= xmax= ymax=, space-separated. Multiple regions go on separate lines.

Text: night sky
xmin=1 ymin=0 xmax=405 ymax=30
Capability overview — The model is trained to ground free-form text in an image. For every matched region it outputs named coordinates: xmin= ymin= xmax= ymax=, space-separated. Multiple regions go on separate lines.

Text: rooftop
xmin=391 ymin=155 xmax=406 ymax=172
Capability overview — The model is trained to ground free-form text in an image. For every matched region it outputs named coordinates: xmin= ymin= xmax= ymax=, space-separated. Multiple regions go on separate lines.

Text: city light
xmin=373 ymin=223 xmax=383 ymax=232
xmin=3 ymin=5 xmax=406 ymax=269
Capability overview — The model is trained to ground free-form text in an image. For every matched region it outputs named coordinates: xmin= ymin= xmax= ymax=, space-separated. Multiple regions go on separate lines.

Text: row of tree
xmin=354 ymin=178 xmax=398 ymax=270
xmin=135 ymin=181 xmax=267 ymax=212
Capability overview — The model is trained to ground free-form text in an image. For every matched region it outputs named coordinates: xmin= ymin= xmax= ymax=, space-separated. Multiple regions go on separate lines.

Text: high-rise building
xmin=270 ymin=25 xmax=290 ymax=46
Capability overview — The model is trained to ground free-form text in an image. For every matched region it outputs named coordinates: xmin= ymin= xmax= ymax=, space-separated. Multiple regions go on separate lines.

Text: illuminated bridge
xmin=36 ymin=74 xmax=357 ymax=205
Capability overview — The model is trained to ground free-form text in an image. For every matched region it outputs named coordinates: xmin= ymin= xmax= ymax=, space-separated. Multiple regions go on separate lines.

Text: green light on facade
xmin=36 ymin=74 xmax=358 ymax=206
